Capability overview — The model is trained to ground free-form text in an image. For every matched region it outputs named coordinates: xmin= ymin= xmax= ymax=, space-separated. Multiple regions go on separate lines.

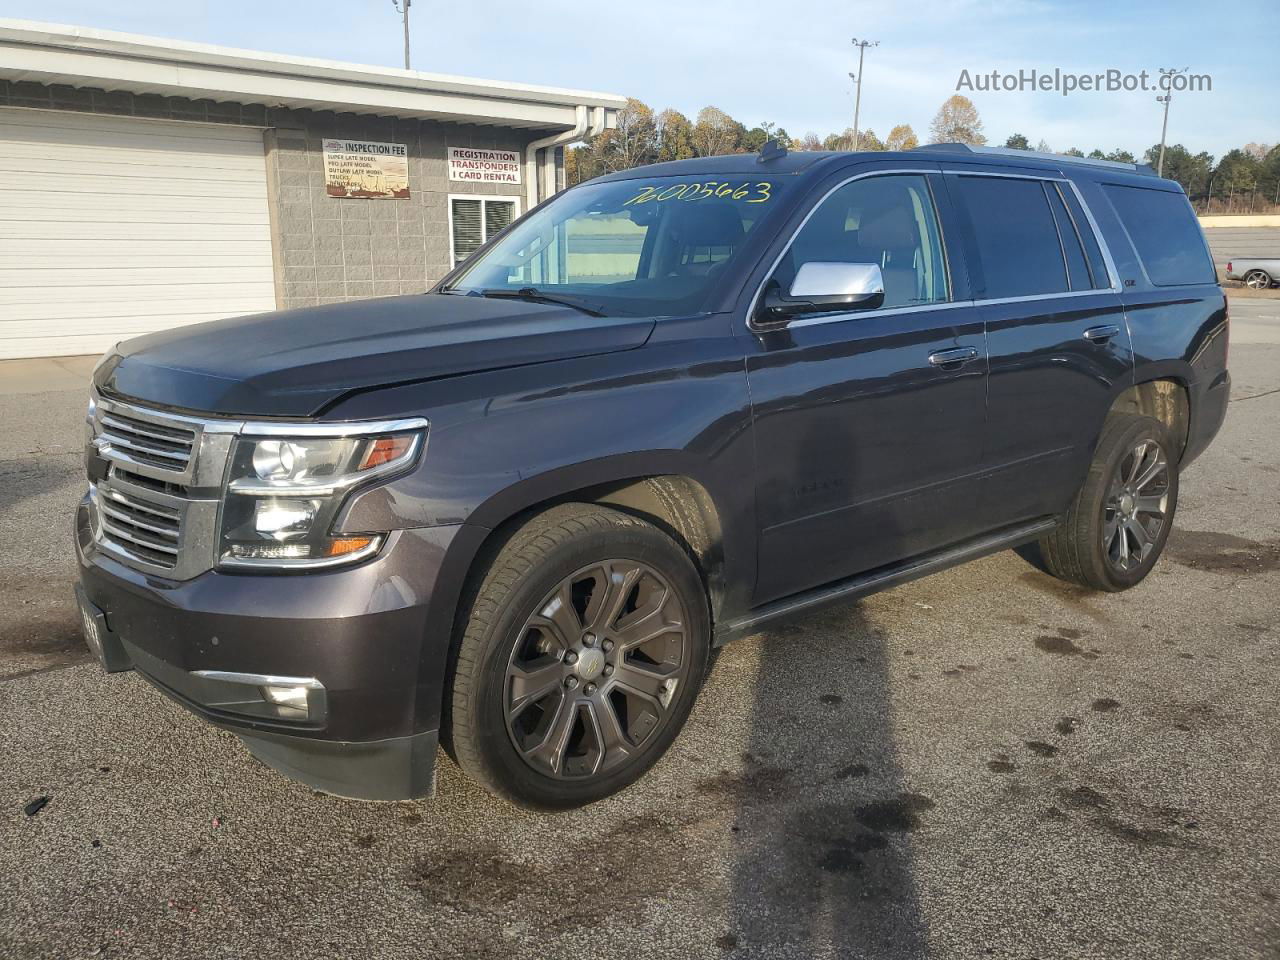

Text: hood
xmin=98 ymin=293 xmax=656 ymax=418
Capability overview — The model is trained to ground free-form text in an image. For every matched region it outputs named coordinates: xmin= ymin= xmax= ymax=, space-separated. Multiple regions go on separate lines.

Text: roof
xmin=916 ymin=143 xmax=1158 ymax=177
xmin=0 ymin=19 xmax=625 ymax=130
xmin=594 ymin=144 xmax=1174 ymax=189
xmin=594 ymin=151 xmax=846 ymax=181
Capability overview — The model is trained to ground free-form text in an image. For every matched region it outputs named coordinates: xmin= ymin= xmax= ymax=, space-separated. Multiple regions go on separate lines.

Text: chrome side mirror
xmin=759 ymin=262 xmax=885 ymax=322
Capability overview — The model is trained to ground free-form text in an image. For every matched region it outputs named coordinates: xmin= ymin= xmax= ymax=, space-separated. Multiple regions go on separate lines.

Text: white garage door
xmin=0 ymin=108 xmax=276 ymax=360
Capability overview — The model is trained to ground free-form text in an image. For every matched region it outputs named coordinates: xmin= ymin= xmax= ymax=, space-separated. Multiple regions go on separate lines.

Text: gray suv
xmin=76 ymin=144 xmax=1229 ymax=809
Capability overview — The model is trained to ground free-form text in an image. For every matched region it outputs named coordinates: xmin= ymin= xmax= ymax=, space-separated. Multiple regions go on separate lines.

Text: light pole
xmin=392 ymin=0 xmax=412 ymax=70
xmin=849 ymin=38 xmax=879 ymax=151
xmin=1155 ymin=66 xmax=1187 ymax=178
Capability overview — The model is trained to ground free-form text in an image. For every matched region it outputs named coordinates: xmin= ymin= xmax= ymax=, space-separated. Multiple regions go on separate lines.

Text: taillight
xmin=1227 ymin=261 xmax=1233 ymax=273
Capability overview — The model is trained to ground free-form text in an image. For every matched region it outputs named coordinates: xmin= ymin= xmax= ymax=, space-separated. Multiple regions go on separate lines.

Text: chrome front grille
xmin=97 ymin=485 xmax=182 ymax=569
xmin=88 ymin=394 xmax=235 ymax=580
xmin=98 ymin=409 xmax=195 ymax=473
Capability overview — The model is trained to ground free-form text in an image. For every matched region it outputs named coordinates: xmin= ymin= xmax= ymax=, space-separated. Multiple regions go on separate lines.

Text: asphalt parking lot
xmin=2 ymin=298 xmax=1278 ymax=960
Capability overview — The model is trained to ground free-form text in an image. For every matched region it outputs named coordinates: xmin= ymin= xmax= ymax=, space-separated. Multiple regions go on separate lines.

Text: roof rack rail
xmin=913 ymin=143 xmax=1157 ymax=176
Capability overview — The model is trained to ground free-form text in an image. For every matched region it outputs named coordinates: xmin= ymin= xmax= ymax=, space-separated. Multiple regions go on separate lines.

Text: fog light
xmin=262 ymin=684 xmax=310 ymax=717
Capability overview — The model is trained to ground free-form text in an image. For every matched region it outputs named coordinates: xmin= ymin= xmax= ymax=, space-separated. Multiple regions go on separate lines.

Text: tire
xmin=448 ymin=503 xmax=710 ymax=809
xmin=1244 ymin=270 xmax=1272 ymax=290
xmin=1038 ymin=413 xmax=1179 ymax=592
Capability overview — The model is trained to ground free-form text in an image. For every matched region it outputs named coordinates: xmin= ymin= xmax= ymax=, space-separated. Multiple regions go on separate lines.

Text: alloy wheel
xmin=1245 ymin=271 xmax=1271 ymax=290
xmin=1102 ymin=439 xmax=1170 ymax=573
xmin=503 ymin=560 xmax=689 ymax=780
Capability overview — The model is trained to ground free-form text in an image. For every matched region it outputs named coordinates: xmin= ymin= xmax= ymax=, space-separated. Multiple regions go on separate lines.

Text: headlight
xmin=218 ymin=425 xmax=425 ymax=570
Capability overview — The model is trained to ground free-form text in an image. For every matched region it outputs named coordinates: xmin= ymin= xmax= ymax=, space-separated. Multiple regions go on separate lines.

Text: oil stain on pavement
xmin=1167 ymin=529 xmax=1280 ymax=575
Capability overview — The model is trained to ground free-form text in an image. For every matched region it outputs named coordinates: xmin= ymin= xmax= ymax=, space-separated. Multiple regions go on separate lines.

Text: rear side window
xmin=1044 ymin=183 xmax=1093 ymax=291
xmin=954 ymin=176 xmax=1068 ymax=299
xmin=1103 ymin=184 xmax=1214 ymax=286
xmin=1058 ymin=185 xmax=1111 ymax=288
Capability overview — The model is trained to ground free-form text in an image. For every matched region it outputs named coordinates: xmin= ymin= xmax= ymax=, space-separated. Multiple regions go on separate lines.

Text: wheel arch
xmin=423 ymin=460 xmax=732 ymax=749
xmin=1107 ymin=376 xmax=1191 ymax=461
xmin=465 ymin=458 xmax=730 ymax=625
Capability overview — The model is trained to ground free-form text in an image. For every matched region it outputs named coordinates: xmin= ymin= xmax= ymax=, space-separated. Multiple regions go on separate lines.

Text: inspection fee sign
xmin=322 ymin=139 xmax=410 ymax=198
xmin=448 ymin=147 xmax=521 ymax=184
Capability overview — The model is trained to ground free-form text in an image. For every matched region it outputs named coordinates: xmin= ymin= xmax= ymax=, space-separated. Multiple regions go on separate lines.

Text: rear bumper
xmin=75 ymin=497 xmax=462 ymax=800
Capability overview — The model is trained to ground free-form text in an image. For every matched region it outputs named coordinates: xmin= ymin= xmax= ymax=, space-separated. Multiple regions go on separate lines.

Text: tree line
xmin=564 ymin=98 xmax=920 ymax=186
xmin=567 ymin=94 xmax=1280 ymax=214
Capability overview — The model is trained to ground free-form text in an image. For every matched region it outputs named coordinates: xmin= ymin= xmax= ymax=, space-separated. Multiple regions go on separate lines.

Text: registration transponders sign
xmin=448 ymin=147 xmax=521 ymax=184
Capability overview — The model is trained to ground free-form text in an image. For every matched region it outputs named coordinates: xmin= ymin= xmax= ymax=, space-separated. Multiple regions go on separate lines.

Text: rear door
xmin=945 ymin=170 xmax=1132 ymax=526
xmin=745 ymin=168 xmax=989 ymax=604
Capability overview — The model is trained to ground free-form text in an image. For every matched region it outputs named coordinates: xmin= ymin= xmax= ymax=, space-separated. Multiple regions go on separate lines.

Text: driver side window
xmin=777 ymin=174 xmax=950 ymax=309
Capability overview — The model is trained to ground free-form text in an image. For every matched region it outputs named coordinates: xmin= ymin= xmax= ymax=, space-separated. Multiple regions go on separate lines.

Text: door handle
xmin=1083 ymin=324 xmax=1121 ymax=344
xmin=928 ymin=346 xmax=980 ymax=368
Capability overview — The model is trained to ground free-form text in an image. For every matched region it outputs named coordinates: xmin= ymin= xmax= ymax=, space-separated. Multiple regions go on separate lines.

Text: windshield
xmin=443 ymin=175 xmax=788 ymax=316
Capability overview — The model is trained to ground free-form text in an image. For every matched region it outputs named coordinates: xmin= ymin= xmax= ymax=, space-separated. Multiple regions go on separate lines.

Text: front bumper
xmin=75 ymin=497 xmax=461 ymax=800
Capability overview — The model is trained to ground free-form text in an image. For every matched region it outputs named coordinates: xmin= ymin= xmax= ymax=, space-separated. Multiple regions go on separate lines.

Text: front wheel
xmin=1037 ymin=414 xmax=1179 ymax=592
xmin=447 ymin=504 xmax=709 ymax=809
xmin=1244 ymin=270 xmax=1272 ymax=290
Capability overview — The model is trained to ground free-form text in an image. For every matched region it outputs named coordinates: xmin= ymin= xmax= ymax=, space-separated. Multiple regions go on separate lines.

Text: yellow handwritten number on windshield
xmin=624 ymin=182 xmax=773 ymax=205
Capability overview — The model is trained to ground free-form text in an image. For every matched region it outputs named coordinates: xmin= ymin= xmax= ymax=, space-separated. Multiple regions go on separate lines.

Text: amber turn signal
xmin=358 ymin=435 xmax=415 ymax=471
xmin=324 ymin=536 xmax=376 ymax=557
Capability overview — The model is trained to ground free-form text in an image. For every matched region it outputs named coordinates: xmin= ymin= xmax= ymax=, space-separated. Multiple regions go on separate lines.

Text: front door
xmin=746 ymin=171 xmax=988 ymax=605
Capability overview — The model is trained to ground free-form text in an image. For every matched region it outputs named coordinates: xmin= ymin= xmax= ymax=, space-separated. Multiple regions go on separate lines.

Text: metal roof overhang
xmin=0 ymin=19 xmax=625 ymax=130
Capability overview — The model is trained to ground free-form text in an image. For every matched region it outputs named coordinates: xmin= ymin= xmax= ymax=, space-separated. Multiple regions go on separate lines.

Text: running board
xmin=714 ymin=517 xmax=1058 ymax=644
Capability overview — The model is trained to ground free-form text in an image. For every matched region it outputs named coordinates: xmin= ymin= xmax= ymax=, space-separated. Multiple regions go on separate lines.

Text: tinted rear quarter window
xmin=1043 ymin=183 xmax=1093 ymax=291
xmin=1059 ymin=184 xmax=1112 ymax=288
xmin=1103 ymin=184 xmax=1214 ymax=286
xmin=955 ymin=176 xmax=1068 ymax=299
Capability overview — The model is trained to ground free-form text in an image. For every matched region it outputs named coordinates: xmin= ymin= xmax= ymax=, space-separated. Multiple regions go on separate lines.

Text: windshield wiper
xmin=478 ymin=287 xmax=605 ymax=317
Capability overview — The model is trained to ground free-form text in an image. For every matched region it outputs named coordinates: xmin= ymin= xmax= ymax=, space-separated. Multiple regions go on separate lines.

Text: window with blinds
xmin=450 ymin=197 xmax=517 ymax=266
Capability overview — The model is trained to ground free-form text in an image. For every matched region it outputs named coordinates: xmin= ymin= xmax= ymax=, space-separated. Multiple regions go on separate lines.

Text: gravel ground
xmin=1 ymin=300 xmax=1277 ymax=960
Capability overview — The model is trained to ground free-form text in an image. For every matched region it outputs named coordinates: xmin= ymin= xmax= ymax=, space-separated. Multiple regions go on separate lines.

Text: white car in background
xmin=1225 ymin=258 xmax=1280 ymax=289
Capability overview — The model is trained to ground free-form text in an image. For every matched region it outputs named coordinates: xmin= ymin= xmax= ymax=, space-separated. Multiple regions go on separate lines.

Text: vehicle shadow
xmin=723 ymin=603 xmax=930 ymax=958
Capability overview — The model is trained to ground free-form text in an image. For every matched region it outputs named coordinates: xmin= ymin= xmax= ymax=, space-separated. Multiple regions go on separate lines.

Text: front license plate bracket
xmin=74 ymin=585 xmax=134 ymax=674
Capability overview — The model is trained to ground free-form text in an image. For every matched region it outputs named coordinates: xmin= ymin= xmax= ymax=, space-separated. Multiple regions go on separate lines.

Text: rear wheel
xmin=1244 ymin=269 xmax=1272 ymax=290
xmin=448 ymin=504 xmax=709 ymax=809
xmin=1038 ymin=414 xmax=1178 ymax=591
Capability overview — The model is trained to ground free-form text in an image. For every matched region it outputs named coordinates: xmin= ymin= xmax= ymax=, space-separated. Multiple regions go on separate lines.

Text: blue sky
xmin=2 ymin=0 xmax=1274 ymax=159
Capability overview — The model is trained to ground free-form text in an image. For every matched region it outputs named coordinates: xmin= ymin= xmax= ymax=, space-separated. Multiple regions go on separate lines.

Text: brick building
xmin=0 ymin=20 xmax=622 ymax=358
